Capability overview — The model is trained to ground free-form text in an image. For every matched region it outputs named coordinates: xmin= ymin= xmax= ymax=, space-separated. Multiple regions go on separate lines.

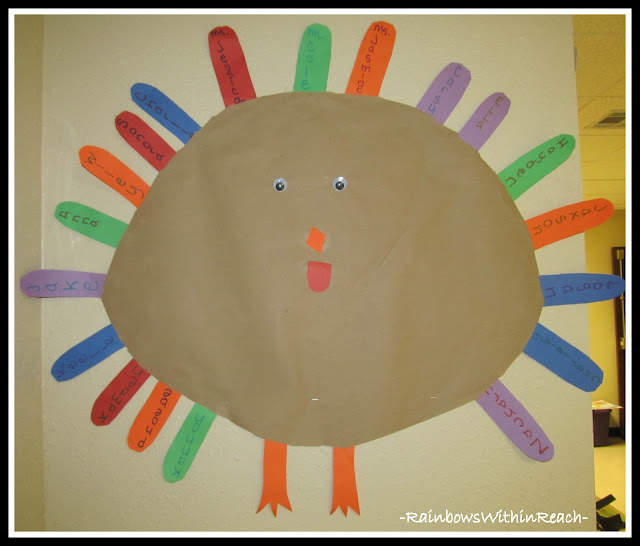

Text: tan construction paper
xmin=102 ymin=92 xmax=543 ymax=447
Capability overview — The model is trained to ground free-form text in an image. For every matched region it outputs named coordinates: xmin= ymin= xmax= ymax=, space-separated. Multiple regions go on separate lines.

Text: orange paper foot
xmin=331 ymin=446 xmax=360 ymax=516
xmin=257 ymin=440 xmax=292 ymax=516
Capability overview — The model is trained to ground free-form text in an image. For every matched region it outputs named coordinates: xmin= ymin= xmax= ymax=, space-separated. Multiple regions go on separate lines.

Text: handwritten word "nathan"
xmin=485 ymin=385 xmax=550 ymax=456
xmin=476 ymin=379 xmax=553 ymax=462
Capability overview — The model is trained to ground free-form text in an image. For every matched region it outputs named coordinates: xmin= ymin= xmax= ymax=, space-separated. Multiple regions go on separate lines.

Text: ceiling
xmin=572 ymin=14 xmax=627 ymax=210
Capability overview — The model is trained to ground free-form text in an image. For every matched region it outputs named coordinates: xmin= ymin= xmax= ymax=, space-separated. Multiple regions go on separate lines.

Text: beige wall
xmin=14 ymin=13 xmax=604 ymax=532
xmin=13 ymin=14 xmax=45 ymax=531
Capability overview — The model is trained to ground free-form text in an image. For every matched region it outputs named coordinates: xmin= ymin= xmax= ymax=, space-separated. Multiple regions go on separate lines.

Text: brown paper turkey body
xmin=102 ymin=91 xmax=543 ymax=448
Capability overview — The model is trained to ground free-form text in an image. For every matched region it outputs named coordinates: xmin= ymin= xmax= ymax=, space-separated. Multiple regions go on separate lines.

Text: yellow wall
xmin=585 ymin=209 xmax=626 ymax=426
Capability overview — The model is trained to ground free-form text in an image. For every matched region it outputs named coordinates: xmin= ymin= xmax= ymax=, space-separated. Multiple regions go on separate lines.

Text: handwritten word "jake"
xmin=24 ymin=280 xmax=100 ymax=293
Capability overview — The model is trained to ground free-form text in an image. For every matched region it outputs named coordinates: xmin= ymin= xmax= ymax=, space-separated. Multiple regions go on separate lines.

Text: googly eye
xmin=333 ymin=176 xmax=347 ymax=191
xmin=273 ymin=178 xmax=288 ymax=192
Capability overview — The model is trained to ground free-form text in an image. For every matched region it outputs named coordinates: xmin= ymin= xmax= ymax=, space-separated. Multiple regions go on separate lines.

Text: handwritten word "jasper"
xmin=503 ymin=136 xmax=572 ymax=190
